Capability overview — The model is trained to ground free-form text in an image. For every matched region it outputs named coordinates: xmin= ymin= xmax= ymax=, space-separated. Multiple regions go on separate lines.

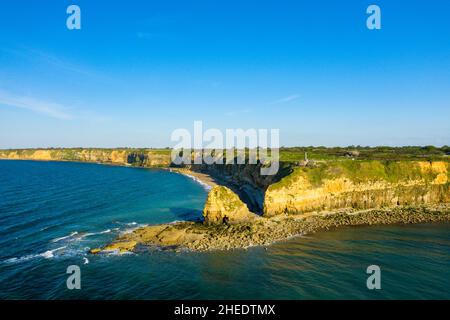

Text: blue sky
xmin=0 ymin=0 xmax=449 ymax=148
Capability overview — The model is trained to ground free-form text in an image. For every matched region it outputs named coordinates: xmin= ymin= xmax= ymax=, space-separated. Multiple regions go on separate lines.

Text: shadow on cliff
xmin=190 ymin=162 xmax=294 ymax=215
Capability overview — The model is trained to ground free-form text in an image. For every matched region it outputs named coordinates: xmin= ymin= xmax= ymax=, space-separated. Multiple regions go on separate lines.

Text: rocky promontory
xmin=93 ymin=160 xmax=450 ymax=253
xmin=1 ymin=148 xmax=449 ymax=253
xmin=93 ymin=204 xmax=450 ymax=253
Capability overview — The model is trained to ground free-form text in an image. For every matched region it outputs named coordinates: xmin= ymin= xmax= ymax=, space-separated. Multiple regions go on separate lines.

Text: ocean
xmin=1 ymin=160 xmax=449 ymax=299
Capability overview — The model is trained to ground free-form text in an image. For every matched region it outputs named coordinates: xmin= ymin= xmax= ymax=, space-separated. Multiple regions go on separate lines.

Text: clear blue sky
xmin=0 ymin=0 xmax=449 ymax=148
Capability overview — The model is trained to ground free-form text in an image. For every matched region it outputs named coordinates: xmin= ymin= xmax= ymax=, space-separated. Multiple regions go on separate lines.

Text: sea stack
xmin=202 ymin=186 xmax=259 ymax=224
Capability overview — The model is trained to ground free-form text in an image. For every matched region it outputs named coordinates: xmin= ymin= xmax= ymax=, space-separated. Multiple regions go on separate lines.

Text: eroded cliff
xmin=264 ymin=160 xmax=449 ymax=216
xmin=202 ymin=186 xmax=259 ymax=224
xmin=186 ymin=162 xmax=292 ymax=213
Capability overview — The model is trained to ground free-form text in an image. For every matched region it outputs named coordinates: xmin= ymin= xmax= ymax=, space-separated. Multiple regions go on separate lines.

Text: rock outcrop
xmin=93 ymin=204 xmax=450 ymax=253
xmin=202 ymin=186 xmax=259 ymax=224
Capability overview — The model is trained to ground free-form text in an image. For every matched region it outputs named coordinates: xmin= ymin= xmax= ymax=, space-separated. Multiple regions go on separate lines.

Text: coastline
xmin=92 ymin=204 xmax=450 ymax=253
xmin=169 ymin=167 xmax=217 ymax=190
xmin=0 ymin=154 xmax=216 ymax=191
xmin=3 ymin=156 xmax=450 ymax=255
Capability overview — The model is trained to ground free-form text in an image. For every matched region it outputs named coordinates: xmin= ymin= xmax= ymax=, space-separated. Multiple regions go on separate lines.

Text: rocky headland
xmin=93 ymin=159 xmax=450 ymax=254
xmin=94 ymin=204 xmax=450 ymax=253
xmin=1 ymin=148 xmax=449 ymax=254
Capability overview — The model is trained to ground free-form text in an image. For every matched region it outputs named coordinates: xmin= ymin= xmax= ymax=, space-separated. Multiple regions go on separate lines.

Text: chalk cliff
xmin=264 ymin=161 xmax=449 ymax=216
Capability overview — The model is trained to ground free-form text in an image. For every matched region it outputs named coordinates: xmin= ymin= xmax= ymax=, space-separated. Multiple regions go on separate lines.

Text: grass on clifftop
xmin=2 ymin=146 xmax=449 ymax=162
xmin=279 ymin=146 xmax=450 ymax=162
xmin=270 ymin=160 xmax=448 ymax=190
xmin=209 ymin=186 xmax=246 ymax=211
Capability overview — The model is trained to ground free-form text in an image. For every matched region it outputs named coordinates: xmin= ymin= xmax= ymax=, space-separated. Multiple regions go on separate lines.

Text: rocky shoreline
xmin=91 ymin=204 xmax=450 ymax=254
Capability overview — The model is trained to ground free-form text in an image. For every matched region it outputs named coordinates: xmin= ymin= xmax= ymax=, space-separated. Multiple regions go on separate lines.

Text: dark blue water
xmin=1 ymin=160 xmax=449 ymax=299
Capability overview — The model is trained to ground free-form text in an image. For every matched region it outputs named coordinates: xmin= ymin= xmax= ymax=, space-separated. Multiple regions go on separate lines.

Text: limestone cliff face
xmin=189 ymin=162 xmax=292 ymax=213
xmin=0 ymin=149 xmax=171 ymax=167
xmin=203 ymin=186 xmax=259 ymax=224
xmin=264 ymin=161 xmax=450 ymax=216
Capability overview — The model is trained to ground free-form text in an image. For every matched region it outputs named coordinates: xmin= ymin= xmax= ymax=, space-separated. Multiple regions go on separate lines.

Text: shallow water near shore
xmin=1 ymin=160 xmax=449 ymax=299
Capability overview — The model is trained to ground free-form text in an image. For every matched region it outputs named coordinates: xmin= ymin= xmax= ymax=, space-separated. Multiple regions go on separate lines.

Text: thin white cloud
xmin=0 ymin=91 xmax=72 ymax=120
xmin=272 ymin=94 xmax=300 ymax=104
xmin=31 ymin=49 xmax=92 ymax=76
xmin=2 ymin=47 xmax=111 ymax=82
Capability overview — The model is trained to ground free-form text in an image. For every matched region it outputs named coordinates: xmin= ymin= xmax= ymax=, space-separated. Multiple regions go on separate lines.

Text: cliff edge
xmin=264 ymin=161 xmax=449 ymax=216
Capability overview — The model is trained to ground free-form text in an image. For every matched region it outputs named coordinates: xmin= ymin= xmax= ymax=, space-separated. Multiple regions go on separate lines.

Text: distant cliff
xmin=0 ymin=148 xmax=171 ymax=167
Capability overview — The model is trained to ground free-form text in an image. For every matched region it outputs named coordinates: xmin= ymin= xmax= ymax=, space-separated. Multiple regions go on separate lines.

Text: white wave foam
xmin=4 ymin=246 xmax=67 ymax=264
xmin=40 ymin=246 xmax=67 ymax=259
xmin=173 ymin=170 xmax=212 ymax=191
xmin=184 ymin=174 xmax=212 ymax=191
xmin=115 ymin=221 xmax=138 ymax=227
xmin=120 ymin=224 xmax=148 ymax=235
xmin=102 ymin=249 xmax=134 ymax=256
xmin=102 ymin=249 xmax=120 ymax=255
xmin=52 ymin=231 xmax=78 ymax=243
xmin=82 ymin=229 xmax=112 ymax=237
xmin=83 ymin=257 xmax=89 ymax=264
xmin=4 ymin=254 xmax=36 ymax=264
xmin=61 ymin=229 xmax=113 ymax=241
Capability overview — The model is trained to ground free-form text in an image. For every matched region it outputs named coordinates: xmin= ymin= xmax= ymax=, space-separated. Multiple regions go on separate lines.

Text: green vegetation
xmin=270 ymin=159 xmax=448 ymax=190
xmin=1 ymin=146 xmax=448 ymax=169
xmin=279 ymin=146 xmax=450 ymax=162
xmin=213 ymin=186 xmax=242 ymax=211
xmin=2 ymin=146 xmax=449 ymax=160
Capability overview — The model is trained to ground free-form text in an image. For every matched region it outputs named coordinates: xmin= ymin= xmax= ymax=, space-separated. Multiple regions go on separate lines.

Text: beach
xmin=169 ymin=168 xmax=217 ymax=190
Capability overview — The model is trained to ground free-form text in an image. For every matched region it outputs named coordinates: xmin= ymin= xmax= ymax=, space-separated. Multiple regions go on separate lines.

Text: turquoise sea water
xmin=0 ymin=160 xmax=449 ymax=299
